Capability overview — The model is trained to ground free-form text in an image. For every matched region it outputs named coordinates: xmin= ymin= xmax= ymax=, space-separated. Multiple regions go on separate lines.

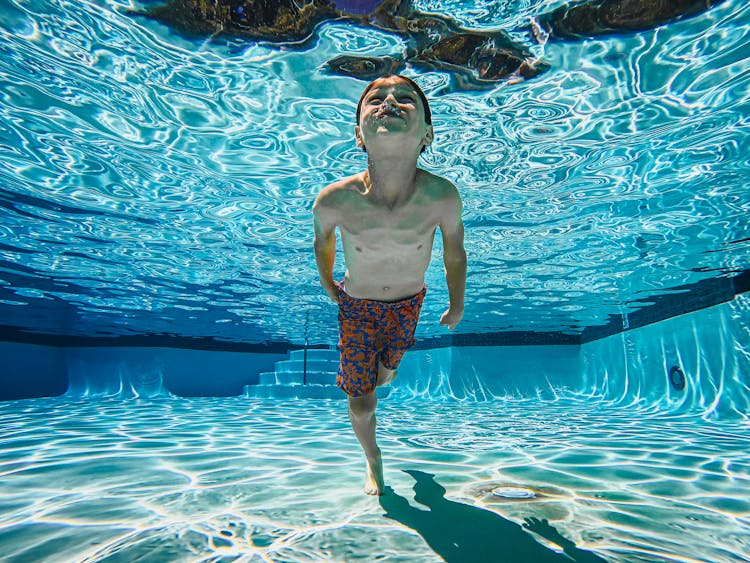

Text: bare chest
xmin=339 ymin=202 xmax=438 ymax=247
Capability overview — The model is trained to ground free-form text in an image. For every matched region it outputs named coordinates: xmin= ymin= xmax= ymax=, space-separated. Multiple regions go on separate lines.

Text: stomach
xmin=343 ymin=260 xmax=428 ymax=301
xmin=340 ymin=229 xmax=436 ymax=300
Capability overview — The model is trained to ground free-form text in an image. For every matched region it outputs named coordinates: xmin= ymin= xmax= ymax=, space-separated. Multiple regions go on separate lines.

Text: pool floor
xmin=0 ymin=395 xmax=748 ymax=562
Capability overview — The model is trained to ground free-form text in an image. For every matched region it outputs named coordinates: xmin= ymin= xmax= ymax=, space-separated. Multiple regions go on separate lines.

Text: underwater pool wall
xmin=579 ymin=293 xmax=750 ymax=421
xmin=392 ymin=345 xmax=583 ymax=401
xmin=0 ymin=341 xmax=67 ymax=400
xmin=1 ymin=294 xmax=748 ymax=410
xmin=62 ymin=347 xmax=286 ymax=398
xmin=0 ymin=344 xmax=285 ymax=400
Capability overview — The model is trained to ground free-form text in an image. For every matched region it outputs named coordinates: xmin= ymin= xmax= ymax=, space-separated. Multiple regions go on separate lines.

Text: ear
xmin=422 ymin=125 xmax=434 ymax=149
xmin=354 ymin=125 xmax=365 ymax=150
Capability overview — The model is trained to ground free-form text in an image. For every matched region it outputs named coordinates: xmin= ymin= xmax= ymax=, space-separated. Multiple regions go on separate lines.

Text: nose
xmin=382 ymin=93 xmax=398 ymax=107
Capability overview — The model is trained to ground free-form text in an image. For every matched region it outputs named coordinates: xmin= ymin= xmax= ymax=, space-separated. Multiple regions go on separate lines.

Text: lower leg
xmin=348 ymin=394 xmax=384 ymax=495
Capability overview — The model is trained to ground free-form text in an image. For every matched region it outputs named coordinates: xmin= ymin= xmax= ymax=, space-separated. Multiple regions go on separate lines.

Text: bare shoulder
xmin=313 ymin=173 xmax=362 ymax=213
xmin=417 ymin=169 xmax=461 ymax=205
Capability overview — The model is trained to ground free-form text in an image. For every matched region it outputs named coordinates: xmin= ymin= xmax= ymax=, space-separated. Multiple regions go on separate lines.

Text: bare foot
xmin=364 ymin=453 xmax=384 ymax=496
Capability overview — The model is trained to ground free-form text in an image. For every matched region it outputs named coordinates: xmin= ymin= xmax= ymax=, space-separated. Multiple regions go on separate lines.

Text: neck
xmin=365 ymin=157 xmax=419 ymax=205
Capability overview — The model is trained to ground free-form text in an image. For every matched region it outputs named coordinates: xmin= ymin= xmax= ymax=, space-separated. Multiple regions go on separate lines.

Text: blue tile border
xmin=0 ymin=270 xmax=747 ymax=350
xmin=579 ymin=270 xmax=748 ymax=343
xmin=0 ymin=332 xmax=299 ymax=353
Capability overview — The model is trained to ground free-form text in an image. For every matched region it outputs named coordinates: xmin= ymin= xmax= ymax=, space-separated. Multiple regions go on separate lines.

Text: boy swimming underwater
xmin=313 ymin=75 xmax=466 ymax=495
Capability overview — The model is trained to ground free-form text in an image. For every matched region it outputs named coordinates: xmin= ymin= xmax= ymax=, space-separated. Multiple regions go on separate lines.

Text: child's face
xmin=355 ymin=77 xmax=433 ymax=154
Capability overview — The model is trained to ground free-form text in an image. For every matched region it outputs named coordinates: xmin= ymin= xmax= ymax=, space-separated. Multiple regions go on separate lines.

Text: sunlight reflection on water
xmin=0 ymin=0 xmax=748 ymax=344
xmin=0 ymin=395 xmax=748 ymax=562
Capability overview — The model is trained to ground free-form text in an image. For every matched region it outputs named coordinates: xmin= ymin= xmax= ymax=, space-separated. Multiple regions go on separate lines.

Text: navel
xmin=356 ymin=246 xmax=362 ymax=252
xmin=383 ymin=286 xmax=390 ymax=292
xmin=417 ymin=244 xmax=423 ymax=250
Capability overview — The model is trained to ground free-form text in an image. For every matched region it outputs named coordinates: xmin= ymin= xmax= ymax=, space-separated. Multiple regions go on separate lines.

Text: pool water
xmin=1 ymin=1 xmax=749 ymax=561
xmin=1 ymin=396 xmax=748 ymax=562
xmin=0 ymin=0 xmax=748 ymax=343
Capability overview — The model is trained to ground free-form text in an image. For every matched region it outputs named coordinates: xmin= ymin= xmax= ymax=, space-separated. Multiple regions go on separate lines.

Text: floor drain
xmin=491 ymin=486 xmax=536 ymax=499
xmin=669 ymin=365 xmax=686 ymax=391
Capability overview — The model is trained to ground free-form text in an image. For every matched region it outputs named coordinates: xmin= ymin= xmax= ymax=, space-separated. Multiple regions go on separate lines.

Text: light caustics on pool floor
xmin=0 ymin=396 xmax=748 ymax=562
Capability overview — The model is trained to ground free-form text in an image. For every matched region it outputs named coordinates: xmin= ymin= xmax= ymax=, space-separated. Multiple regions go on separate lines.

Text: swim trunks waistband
xmin=337 ymin=282 xmax=426 ymax=306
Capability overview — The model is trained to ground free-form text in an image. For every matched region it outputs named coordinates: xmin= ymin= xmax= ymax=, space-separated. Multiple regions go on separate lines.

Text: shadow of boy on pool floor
xmin=379 ymin=469 xmax=609 ymax=563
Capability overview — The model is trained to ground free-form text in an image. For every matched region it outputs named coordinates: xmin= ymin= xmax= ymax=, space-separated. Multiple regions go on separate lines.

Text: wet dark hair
xmin=355 ymin=74 xmax=432 ymax=126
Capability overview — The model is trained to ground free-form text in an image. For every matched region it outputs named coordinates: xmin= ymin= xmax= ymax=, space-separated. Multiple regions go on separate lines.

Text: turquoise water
xmin=0 ymin=396 xmax=748 ymax=562
xmin=1 ymin=2 xmax=750 ymax=562
xmin=0 ymin=0 xmax=748 ymax=344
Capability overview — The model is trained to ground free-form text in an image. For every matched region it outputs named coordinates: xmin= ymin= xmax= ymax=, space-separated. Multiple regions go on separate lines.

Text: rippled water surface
xmin=0 ymin=0 xmax=748 ymax=343
xmin=0 ymin=396 xmax=748 ymax=562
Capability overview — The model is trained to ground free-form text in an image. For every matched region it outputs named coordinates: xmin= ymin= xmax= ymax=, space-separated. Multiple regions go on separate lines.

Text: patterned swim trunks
xmin=337 ymin=283 xmax=426 ymax=397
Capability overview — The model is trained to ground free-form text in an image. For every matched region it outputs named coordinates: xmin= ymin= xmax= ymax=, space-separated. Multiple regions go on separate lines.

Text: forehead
xmin=365 ymin=78 xmax=418 ymax=96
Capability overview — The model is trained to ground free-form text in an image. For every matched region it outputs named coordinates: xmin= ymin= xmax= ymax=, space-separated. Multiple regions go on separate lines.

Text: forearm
xmin=315 ymin=245 xmax=334 ymax=285
xmin=444 ymin=251 xmax=466 ymax=311
xmin=314 ymin=237 xmax=337 ymax=290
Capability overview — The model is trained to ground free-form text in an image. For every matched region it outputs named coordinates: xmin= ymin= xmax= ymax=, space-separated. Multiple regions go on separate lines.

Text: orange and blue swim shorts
xmin=337 ymin=283 xmax=426 ymax=397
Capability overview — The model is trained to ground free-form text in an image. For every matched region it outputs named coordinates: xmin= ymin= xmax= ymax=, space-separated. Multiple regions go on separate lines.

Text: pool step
xmin=274 ymin=359 xmax=338 ymax=373
xmin=244 ymin=383 xmax=390 ymax=400
xmin=288 ymin=348 xmax=340 ymax=362
xmin=246 ymin=347 xmax=359 ymax=400
xmin=259 ymin=370 xmax=335 ymax=385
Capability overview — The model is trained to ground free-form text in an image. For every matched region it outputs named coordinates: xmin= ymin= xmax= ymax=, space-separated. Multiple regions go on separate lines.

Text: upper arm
xmin=313 ymin=189 xmax=337 ymax=245
xmin=438 ymin=182 xmax=465 ymax=257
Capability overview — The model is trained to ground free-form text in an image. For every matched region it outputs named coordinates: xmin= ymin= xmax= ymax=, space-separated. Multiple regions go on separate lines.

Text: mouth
xmin=375 ymin=110 xmax=401 ymax=119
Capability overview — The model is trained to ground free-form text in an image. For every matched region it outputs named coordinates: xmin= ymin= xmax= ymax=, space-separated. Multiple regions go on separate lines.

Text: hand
xmin=439 ymin=307 xmax=462 ymax=330
xmin=522 ymin=517 xmax=556 ymax=538
xmin=522 ymin=517 xmax=571 ymax=548
xmin=321 ymin=282 xmax=339 ymax=303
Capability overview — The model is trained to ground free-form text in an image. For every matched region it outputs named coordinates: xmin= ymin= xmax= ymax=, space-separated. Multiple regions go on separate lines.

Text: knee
xmin=377 ymin=364 xmax=397 ymax=386
xmin=348 ymin=395 xmax=376 ymax=419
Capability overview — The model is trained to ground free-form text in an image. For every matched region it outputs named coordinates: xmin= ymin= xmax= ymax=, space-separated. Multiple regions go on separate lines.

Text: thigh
xmin=379 ymin=347 xmax=408 ymax=372
xmin=338 ymin=346 xmax=380 ymax=397
xmin=382 ymin=294 xmax=425 ymax=358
